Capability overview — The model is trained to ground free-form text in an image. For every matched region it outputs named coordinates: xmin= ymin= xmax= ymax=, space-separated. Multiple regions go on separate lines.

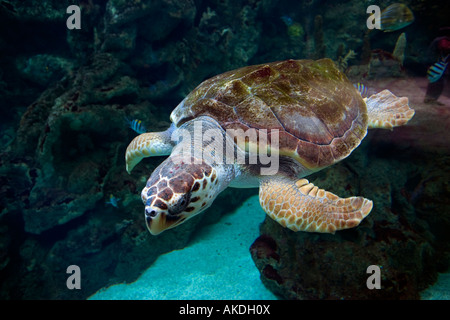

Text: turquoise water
xmin=421 ymin=273 xmax=450 ymax=300
xmin=89 ymin=195 xmax=278 ymax=300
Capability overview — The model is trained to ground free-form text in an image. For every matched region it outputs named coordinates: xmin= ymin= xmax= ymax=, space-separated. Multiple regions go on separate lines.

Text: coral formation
xmin=336 ymin=49 xmax=356 ymax=72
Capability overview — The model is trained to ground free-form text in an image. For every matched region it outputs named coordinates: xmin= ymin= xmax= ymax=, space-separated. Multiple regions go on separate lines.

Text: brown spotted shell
xmin=170 ymin=59 xmax=368 ymax=170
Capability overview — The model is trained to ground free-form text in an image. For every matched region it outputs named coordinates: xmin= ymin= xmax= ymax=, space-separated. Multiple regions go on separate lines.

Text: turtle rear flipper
xmin=365 ymin=89 xmax=415 ymax=129
xmin=259 ymin=178 xmax=373 ymax=234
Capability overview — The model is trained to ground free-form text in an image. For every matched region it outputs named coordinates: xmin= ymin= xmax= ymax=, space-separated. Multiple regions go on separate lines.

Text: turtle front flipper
xmin=259 ymin=177 xmax=373 ymax=234
xmin=365 ymin=89 xmax=415 ymax=129
xmin=125 ymin=125 xmax=175 ymax=173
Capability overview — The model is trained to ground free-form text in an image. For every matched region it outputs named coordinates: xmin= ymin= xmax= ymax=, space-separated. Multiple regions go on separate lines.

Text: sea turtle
xmin=125 ymin=58 xmax=414 ymax=235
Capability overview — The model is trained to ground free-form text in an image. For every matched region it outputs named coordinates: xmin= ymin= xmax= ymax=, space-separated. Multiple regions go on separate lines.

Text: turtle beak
xmin=145 ymin=207 xmax=185 ymax=235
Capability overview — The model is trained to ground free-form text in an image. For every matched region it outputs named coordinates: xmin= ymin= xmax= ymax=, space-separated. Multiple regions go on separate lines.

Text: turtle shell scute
xmin=170 ymin=59 xmax=368 ymax=169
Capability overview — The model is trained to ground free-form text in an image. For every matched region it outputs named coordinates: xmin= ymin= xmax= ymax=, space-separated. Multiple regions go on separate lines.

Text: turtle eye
xmin=169 ymin=192 xmax=191 ymax=215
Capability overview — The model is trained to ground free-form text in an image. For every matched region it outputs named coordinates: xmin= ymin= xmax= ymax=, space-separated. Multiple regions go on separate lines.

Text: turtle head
xmin=142 ymin=156 xmax=221 ymax=235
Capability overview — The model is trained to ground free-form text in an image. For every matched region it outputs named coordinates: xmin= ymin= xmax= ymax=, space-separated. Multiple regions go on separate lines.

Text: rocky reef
xmin=0 ymin=0 xmax=449 ymax=299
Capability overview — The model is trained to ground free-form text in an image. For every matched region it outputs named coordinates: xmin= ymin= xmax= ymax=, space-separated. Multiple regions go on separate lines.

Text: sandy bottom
xmin=89 ymin=195 xmax=278 ymax=300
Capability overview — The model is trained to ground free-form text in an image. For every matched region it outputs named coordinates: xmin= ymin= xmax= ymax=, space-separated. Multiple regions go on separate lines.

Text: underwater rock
xmin=16 ymin=54 xmax=74 ymax=87
xmin=104 ymin=0 xmax=154 ymax=30
xmin=133 ymin=2 xmax=263 ymax=100
xmin=0 ymin=224 xmax=11 ymax=272
xmin=140 ymin=0 xmax=196 ymax=42
xmin=0 ymin=0 xmax=69 ymax=22
xmin=104 ymin=0 xmax=195 ymax=32
xmin=100 ymin=24 xmax=138 ymax=60
xmin=9 ymin=53 xmax=144 ymax=234
xmin=195 ymin=3 xmax=261 ymax=71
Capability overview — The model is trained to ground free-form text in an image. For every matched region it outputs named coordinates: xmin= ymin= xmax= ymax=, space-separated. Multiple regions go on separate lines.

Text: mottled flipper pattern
xmin=259 ymin=178 xmax=373 ymax=233
xmin=365 ymin=89 xmax=415 ymax=129
xmin=126 ymin=131 xmax=174 ymax=173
